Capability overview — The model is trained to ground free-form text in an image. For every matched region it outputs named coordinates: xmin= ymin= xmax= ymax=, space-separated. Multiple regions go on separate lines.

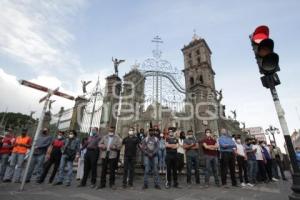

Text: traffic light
xmin=250 ymin=25 xmax=281 ymax=88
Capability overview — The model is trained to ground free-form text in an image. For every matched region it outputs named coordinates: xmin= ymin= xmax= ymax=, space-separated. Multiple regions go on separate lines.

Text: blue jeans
xmin=186 ymin=155 xmax=200 ymax=184
xmin=26 ymin=154 xmax=46 ymax=181
xmin=4 ymin=153 xmax=25 ymax=182
xmin=247 ymin=159 xmax=257 ymax=184
xmin=144 ymin=155 xmax=160 ymax=186
xmin=158 ymin=149 xmax=166 ymax=171
xmin=204 ymin=155 xmax=219 ymax=184
xmin=0 ymin=154 xmax=10 ymax=180
xmin=56 ymin=154 xmax=73 ymax=184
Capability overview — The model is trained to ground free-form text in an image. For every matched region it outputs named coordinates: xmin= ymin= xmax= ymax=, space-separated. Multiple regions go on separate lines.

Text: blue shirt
xmin=218 ymin=135 xmax=236 ymax=152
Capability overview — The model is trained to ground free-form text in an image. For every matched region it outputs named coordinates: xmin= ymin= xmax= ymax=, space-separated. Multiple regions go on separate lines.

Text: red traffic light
xmin=252 ymin=25 xmax=269 ymax=44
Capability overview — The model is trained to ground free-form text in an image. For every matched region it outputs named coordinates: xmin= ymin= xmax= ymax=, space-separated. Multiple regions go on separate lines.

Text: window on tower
xmin=190 ymin=77 xmax=194 ymax=86
xmin=197 ymin=57 xmax=201 ymax=65
xmin=188 ymin=53 xmax=192 ymax=58
xmin=196 ymin=49 xmax=200 ymax=55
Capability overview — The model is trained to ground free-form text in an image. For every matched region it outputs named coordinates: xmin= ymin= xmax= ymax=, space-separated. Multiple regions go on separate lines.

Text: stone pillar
xmin=100 ymin=74 xmax=122 ymax=134
xmin=69 ymin=96 xmax=88 ymax=132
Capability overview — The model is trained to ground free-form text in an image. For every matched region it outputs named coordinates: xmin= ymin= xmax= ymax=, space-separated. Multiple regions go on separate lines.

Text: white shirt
xmin=236 ymin=143 xmax=245 ymax=157
xmin=177 ymin=138 xmax=185 ymax=154
xmin=253 ymin=144 xmax=263 ymax=160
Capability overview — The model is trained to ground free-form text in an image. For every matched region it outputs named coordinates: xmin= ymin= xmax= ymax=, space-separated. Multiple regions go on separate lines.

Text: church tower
xmin=182 ymin=34 xmax=218 ymax=137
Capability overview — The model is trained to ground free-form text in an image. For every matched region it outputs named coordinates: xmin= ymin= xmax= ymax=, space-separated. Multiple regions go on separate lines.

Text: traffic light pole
xmin=269 ymin=86 xmax=300 ymax=200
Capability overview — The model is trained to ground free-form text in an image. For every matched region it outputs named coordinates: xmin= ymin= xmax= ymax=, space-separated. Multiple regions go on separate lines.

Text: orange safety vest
xmin=12 ymin=136 xmax=32 ymax=154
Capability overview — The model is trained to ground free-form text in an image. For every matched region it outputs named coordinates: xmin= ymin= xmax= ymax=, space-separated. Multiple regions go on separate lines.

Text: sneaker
xmin=165 ymin=184 xmax=170 ymax=189
xmin=90 ymin=184 xmax=96 ymax=189
xmin=272 ymin=178 xmax=279 ymax=182
xmin=247 ymin=183 xmax=254 ymax=187
xmin=2 ymin=179 xmax=11 ymax=183
xmin=53 ymin=182 xmax=63 ymax=186
xmin=122 ymin=184 xmax=127 ymax=189
xmin=241 ymin=182 xmax=246 ymax=187
xmin=65 ymin=183 xmax=71 ymax=187
xmin=97 ymin=185 xmax=105 ymax=189
xmin=142 ymin=185 xmax=148 ymax=190
xmin=110 ymin=185 xmax=117 ymax=190
xmin=204 ymin=184 xmax=209 ymax=188
xmin=77 ymin=183 xmax=86 ymax=187
xmin=155 ymin=185 xmax=161 ymax=190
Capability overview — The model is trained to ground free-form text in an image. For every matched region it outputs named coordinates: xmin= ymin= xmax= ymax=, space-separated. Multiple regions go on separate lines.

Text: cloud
xmin=0 ymin=68 xmax=75 ymax=117
xmin=0 ymin=0 xmax=86 ymax=73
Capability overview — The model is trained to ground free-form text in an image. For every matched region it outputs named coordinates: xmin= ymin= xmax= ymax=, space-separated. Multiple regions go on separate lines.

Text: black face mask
xmin=42 ymin=130 xmax=47 ymax=135
xmin=149 ymin=132 xmax=154 ymax=137
xmin=180 ymin=135 xmax=185 ymax=139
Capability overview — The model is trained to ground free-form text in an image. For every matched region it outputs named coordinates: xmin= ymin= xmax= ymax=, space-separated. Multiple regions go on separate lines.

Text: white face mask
xmin=128 ymin=131 xmax=134 ymax=135
xmin=57 ymin=135 xmax=63 ymax=140
xmin=69 ymin=134 xmax=74 ymax=139
xmin=108 ymin=132 xmax=114 ymax=136
xmin=236 ymin=139 xmax=241 ymax=144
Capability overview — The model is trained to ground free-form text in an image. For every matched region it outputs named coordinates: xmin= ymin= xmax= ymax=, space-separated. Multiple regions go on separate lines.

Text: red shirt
xmin=0 ymin=135 xmax=15 ymax=154
xmin=201 ymin=137 xmax=218 ymax=157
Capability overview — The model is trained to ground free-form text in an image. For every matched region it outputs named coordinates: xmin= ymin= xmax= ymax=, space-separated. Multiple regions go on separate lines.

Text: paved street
xmin=0 ymin=175 xmax=291 ymax=200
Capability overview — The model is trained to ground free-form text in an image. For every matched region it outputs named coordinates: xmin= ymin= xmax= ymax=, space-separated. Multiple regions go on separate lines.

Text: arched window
xmin=190 ymin=77 xmax=194 ymax=86
xmin=200 ymin=75 xmax=204 ymax=84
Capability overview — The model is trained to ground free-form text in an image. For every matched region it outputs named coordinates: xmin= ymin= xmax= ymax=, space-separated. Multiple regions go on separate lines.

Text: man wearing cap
xmin=0 ymin=128 xmax=15 ymax=181
xmin=26 ymin=128 xmax=52 ymax=183
xmin=165 ymin=127 xmax=179 ymax=189
xmin=141 ymin=128 xmax=161 ymax=189
xmin=3 ymin=128 xmax=32 ymax=183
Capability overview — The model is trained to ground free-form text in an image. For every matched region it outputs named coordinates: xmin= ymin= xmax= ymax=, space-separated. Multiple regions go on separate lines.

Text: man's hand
xmin=99 ymin=144 xmax=106 ymax=150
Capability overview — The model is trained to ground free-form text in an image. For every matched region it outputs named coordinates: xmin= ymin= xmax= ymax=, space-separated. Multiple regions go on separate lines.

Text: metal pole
xmin=89 ymin=77 xmax=99 ymax=133
xmin=269 ymin=87 xmax=300 ymax=200
xmin=272 ymin=132 xmax=277 ymax=147
xmin=20 ymin=95 xmax=50 ymax=191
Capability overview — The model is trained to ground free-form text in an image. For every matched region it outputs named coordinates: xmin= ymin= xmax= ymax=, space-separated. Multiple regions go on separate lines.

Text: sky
xmin=0 ymin=0 xmax=300 ymax=149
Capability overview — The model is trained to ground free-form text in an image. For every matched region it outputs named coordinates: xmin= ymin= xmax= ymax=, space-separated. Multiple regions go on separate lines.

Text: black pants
xmin=257 ymin=160 xmax=267 ymax=182
xmin=100 ymin=155 xmax=117 ymax=187
xmin=39 ymin=151 xmax=62 ymax=183
xmin=81 ymin=149 xmax=99 ymax=185
xmin=265 ymin=159 xmax=273 ymax=180
xmin=123 ymin=156 xmax=135 ymax=186
xmin=276 ymin=158 xmax=286 ymax=179
xmin=237 ymin=155 xmax=249 ymax=183
xmin=220 ymin=152 xmax=237 ymax=186
xmin=166 ymin=153 xmax=178 ymax=186
xmin=177 ymin=153 xmax=184 ymax=173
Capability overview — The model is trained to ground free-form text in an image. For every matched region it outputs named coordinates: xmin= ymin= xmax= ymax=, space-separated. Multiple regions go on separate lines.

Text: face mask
xmin=187 ymin=135 xmax=193 ymax=139
xmin=109 ymin=132 xmax=114 ymax=136
xmin=57 ymin=135 xmax=63 ymax=140
xmin=42 ymin=130 xmax=47 ymax=135
xmin=129 ymin=131 xmax=134 ymax=136
xmin=91 ymin=130 xmax=97 ymax=136
xmin=21 ymin=133 xmax=26 ymax=136
xmin=69 ymin=134 xmax=74 ymax=139
xmin=149 ymin=132 xmax=154 ymax=137
xmin=236 ymin=139 xmax=241 ymax=144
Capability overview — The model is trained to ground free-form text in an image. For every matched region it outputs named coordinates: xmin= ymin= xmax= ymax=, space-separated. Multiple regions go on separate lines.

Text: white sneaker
xmin=241 ymin=182 xmax=246 ymax=187
xmin=247 ymin=183 xmax=254 ymax=187
xmin=272 ymin=178 xmax=279 ymax=182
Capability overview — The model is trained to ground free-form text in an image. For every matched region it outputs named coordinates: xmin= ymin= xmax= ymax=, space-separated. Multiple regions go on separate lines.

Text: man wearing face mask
xmin=165 ymin=127 xmax=179 ymax=189
xmin=78 ymin=127 xmax=101 ymax=188
xmin=0 ymin=128 xmax=15 ymax=181
xmin=122 ymin=127 xmax=139 ymax=188
xmin=38 ymin=131 xmax=65 ymax=184
xmin=141 ymin=128 xmax=160 ymax=189
xmin=54 ymin=130 xmax=80 ymax=186
xmin=177 ymin=131 xmax=185 ymax=175
xmin=97 ymin=127 xmax=122 ymax=190
xmin=26 ymin=128 xmax=52 ymax=183
xmin=235 ymin=136 xmax=249 ymax=187
xmin=202 ymin=129 xmax=220 ymax=188
xmin=218 ymin=128 xmax=237 ymax=188
xmin=183 ymin=130 xmax=200 ymax=186
xmin=3 ymin=128 xmax=32 ymax=183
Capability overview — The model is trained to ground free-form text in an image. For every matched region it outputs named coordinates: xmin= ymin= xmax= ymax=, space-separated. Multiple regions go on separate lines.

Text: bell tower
xmin=182 ymin=34 xmax=218 ymax=137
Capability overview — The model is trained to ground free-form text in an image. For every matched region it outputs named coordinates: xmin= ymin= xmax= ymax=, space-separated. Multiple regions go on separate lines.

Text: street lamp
xmin=265 ymin=125 xmax=280 ymax=146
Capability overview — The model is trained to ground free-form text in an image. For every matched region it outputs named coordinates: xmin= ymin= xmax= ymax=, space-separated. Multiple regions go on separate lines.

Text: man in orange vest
xmin=3 ymin=128 xmax=32 ymax=183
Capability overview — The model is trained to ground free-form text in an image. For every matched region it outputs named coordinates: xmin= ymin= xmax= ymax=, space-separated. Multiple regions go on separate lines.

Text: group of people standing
xmin=0 ymin=125 xmax=287 ymax=190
